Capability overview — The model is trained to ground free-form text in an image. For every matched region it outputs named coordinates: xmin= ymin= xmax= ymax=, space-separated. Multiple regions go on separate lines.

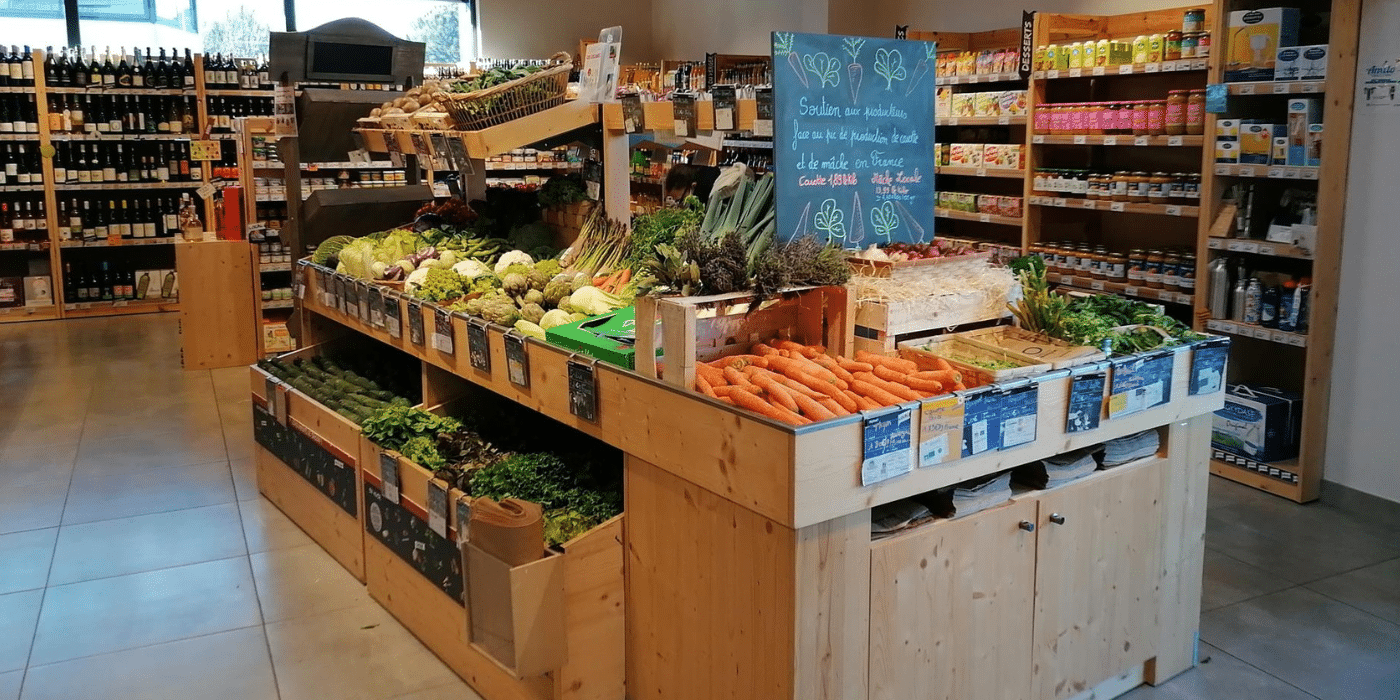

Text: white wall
xmin=651 ymin=0 xmax=828 ymax=59
xmin=477 ymin=0 xmax=655 ymax=62
xmin=1325 ymin=0 xmax=1400 ymax=504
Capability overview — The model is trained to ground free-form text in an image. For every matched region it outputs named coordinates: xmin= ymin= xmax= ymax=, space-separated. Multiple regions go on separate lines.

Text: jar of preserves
xmin=1163 ymin=173 xmax=1185 ymax=202
xmin=1068 ymin=103 xmax=1088 ymax=133
xmin=1088 ymin=173 xmax=1107 ymax=199
xmin=1149 ymin=172 xmax=1173 ymax=202
xmin=1144 ymin=250 xmax=1166 ymax=288
xmin=1165 ymin=90 xmax=1188 ymax=135
xmin=1183 ymin=8 xmax=1205 ymax=33
xmin=1107 ymin=252 xmax=1129 ymax=281
xmin=1111 ymin=171 xmax=1131 ymax=201
xmin=1162 ymin=252 xmax=1182 ymax=291
xmin=1127 ymin=249 xmax=1148 ymax=283
xmin=1183 ymin=173 xmax=1201 ymax=201
xmin=1132 ymin=101 xmax=1150 ymax=135
xmin=1196 ymin=32 xmax=1211 ymax=58
xmin=1034 ymin=104 xmax=1052 ymax=132
xmin=1148 ymin=100 xmax=1167 ymax=135
xmin=1178 ymin=254 xmax=1197 ymax=293
xmin=1086 ymin=102 xmax=1104 ymax=134
xmin=1181 ymin=32 xmax=1199 ymax=59
xmin=1050 ymin=244 xmax=1068 ymax=270
xmin=1077 ymin=245 xmax=1096 ymax=275
xmin=1063 ymin=245 xmax=1079 ymax=271
xmin=1132 ymin=35 xmax=1150 ymax=64
xmin=1186 ymin=89 xmax=1206 ymax=135
xmin=1165 ymin=30 xmax=1183 ymax=61
xmin=1148 ymin=33 xmax=1165 ymax=63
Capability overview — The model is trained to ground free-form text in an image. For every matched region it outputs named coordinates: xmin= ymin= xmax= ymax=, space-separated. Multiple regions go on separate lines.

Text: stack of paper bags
xmin=1015 ymin=446 xmax=1101 ymax=490
xmin=469 ymin=497 xmax=544 ymax=566
xmin=1103 ymin=429 xmax=1160 ymax=466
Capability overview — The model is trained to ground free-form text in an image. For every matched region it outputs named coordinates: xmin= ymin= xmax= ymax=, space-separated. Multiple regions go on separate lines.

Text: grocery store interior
xmin=0 ymin=1 xmax=1396 ymax=700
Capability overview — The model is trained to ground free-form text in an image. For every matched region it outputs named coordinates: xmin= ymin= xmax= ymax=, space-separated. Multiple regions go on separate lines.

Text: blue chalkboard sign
xmin=773 ymin=32 xmax=937 ymax=246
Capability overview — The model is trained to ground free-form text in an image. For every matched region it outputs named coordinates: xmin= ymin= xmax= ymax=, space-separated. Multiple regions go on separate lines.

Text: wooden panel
xmin=794 ymin=509 xmax=870 ymax=700
xmin=556 ymin=516 xmax=625 ymax=700
xmin=869 ymin=500 xmax=1038 ymax=700
xmin=460 ymin=100 xmax=599 ymax=159
xmin=1032 ymin=459 xmax=1164 ymax=700
xmin=1148 ymin=415 xmax=1210 ymax=684
xmin=255 ymin=445 xmax=365 ymax=580
xmin=625 ymin=456 xmax=796 ymax=700
xmin=176 ymin=240 xmax=258 ymax=369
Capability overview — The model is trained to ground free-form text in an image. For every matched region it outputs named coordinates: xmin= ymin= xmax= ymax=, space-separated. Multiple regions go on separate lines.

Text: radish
xmin=843 ymin=38 xmax=865 ymax=103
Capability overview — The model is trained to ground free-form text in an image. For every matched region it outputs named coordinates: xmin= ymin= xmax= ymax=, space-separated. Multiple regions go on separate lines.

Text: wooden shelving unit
xmin=1030 ymin=195 xmax=1199 ymax=218
xmin=1032 ymin=134 xmax=1205 ymax=147
xmin=935 ymin=207 xmax=1024 ymax=227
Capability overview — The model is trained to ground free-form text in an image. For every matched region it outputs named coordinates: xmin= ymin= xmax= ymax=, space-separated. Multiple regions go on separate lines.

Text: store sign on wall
xmin=773 ymin=32 xmax=937 ymax=245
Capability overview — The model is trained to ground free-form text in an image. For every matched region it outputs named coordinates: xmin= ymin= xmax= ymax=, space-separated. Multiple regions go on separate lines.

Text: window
xmin=0 ymin=0 xmax=72 ymax=48
xmin=197 ymin=0 xmax=284 ymax=58
xmin=78 ymin=0 xmax=198 ymax=52
xmin=297 ymin=0 xmax=471 ymax=64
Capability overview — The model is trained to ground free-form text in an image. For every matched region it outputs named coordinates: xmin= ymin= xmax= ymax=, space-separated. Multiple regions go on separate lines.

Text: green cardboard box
xmin=545 ymin=306 xmax=661 ymax=370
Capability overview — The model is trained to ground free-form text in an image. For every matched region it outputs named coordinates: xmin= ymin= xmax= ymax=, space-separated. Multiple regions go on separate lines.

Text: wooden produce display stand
xmin=174 ymin=239 xmax=259 ymax=369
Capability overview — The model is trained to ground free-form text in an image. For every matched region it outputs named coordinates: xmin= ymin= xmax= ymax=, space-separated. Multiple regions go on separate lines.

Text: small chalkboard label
xmin=380 ymin=451 xmax=400 ymax=505
xmin=568 ymin=358 xmax=598 ymax=422
xmin=504 ymin=333 xmax=529 ymax=388
xmin=1109 ymin=351 xmax=1175 ymax=418
xmin=408 ymin=300 xmax=425 ymax=346
xmin=433 ymin=307 xmax=455 ymax=354
xmin=456 ymin=495 xmax=472 ymax=544
xmin=861 ymin=404 xmax=915 ymax=486
xmin=672 ymin=93 xmax=697 ymax=137
xmin=343 ymin=280 xmax=361 ymax=319
xmin=466 ymin=319 xmax=490 ymax=371
xmin=753 ymin=87 xmax=774 ymax=137
xmin=960 ymin=388 xmax=1000 ymax=457
xmin=427 ymin=480 xmax=449 ymax=539
xmin=385 ymin=294 xmax=402 ymax=339
xmin=713 ymin=85 xmax=737 ymax=131
xmin=367 ymin=286 xmax=385 ymax=329
xmin=621 ymin=93 xmax=644 ymax=133
xmin=998 ymin=383 xmax=1039 ymax=450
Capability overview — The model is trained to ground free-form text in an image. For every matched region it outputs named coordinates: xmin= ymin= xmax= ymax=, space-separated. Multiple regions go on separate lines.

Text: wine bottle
xmin=117 ymin=47 xmax=132 ymax=87
xmin=44 ymin=47 xmax=56 ymax=86
xmin=108 ymin=96 xmax=123 ymax=133
xmin=14 ymin=145 xmax=30 ymax=185
xmin=180 ymin=96 xmax=194 ymax=134
xmin=0 ymin=203 xmax=12 ymax=244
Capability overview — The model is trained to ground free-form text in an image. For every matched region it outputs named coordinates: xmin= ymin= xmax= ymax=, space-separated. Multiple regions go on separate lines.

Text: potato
xmin=402 ymin=99 xmax=421 ymax=112
xmin=383 ymin=106 xmax=404 ymax=115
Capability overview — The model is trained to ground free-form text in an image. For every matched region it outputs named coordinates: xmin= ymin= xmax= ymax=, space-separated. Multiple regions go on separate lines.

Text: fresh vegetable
xmin=360 ymin=405 xmax=463 ymax=452
xmin=569 ymin=285 xmax=629 ymax=316
xmin=514 ymin=319 xmax=546 ymax=340
xmin=537 ymin=174 xmax=588 ymax=209
xmin=494 ymin=250 xmax=534 ymax=275
xmin=312 ymin=235 xmax=356 ymax=266
xmin=256 ymin=354 xmax=417 ymax=425
xmin=408 ymin=268 xmax=467 ymax=302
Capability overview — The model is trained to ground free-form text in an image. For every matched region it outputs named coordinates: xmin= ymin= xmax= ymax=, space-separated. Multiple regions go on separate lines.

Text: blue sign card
xmin=861 ymin=404 xmax=915 ymax=486
xmin=773 ymin=32 xmax=937 ymax=246
xmin=1066 ymin=365 xmax=1108 ymax=433
xmin=960 ymin=387 xmax=1001 ymax=458
xmin=1205 ymin=83 xmax=1229 ymax=114
xmin=997 ymin=383 xmax=1039 ymax=450
xmin=1108 ymin=351 xmax=1175 ymax=419
xmin=1190 ymin=338 xmax=1230 ymax=395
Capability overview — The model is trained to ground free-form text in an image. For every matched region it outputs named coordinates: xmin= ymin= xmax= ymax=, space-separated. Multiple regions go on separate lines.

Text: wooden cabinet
xmin=868 ymin=459 xmax=1164 ymax=700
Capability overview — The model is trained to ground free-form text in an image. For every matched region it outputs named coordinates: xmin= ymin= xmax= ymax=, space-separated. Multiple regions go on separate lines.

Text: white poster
xmin=579 ymin=26 xmax=623 ymax=103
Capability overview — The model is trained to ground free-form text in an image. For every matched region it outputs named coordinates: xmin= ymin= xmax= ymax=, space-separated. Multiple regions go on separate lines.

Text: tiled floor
xmin=2 ymin=315 xmax=1397 ymax=700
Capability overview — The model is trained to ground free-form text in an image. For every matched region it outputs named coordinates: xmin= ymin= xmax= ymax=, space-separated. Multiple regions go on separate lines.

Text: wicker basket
xmin=441 ymin=53 xmax=573 ymax=131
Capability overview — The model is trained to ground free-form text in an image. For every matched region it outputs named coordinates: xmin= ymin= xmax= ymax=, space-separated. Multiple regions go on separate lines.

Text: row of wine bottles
xmin=41 ymin=46 xmax=273 ymax=91
xmin=52 ymin=142 xmax=206 ymax=184
xmin=44 ymin=94 xmax=198 ymax=135
xmin=0 ymin=195 xmax=203 ymax=243
xmin=0 ymin=197 xmax=47 ymax=243
xmin=63 ymin=261 xmax=177 ymax=304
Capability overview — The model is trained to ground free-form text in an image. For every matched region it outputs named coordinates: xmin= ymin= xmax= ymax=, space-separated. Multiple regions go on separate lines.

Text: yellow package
xmin=974 ymin=92 xmax=1000 ymax=117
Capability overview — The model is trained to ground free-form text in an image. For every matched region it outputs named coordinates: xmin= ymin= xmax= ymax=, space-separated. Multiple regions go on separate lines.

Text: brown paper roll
xmin=469 ymin=497 xmax=545 ymax=566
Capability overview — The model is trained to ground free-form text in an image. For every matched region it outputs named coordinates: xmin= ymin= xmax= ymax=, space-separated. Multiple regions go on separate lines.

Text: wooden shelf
xmin=1034 ymin=59 xmax=1209 ymax=80
xmin=937 ymin=71 xmax=1025 ymax=85
xmin=485 ymin=162 xmax=583 ymax=171
xmin=262 ymin=299 xmax=294 ymax=309
xmin=601 ymin=98 xmax=757 ymax=134
xmin=0 ymin=185 xmax=46 ymax=193
xmin=1206 ymin=237 xmax=1313 ymax=260
xmin=47 ymin=87 xmax=195 ymax=96
xmin=55 ymin=182 xmax=201 ymax=191
xmin=360 ymin=99 xmax=600 ymax=160
xmin=205 ymin=89 xmax=274 ymax=97
xmin=0 ymin=134 xmax=39 ymax=141
xmin=0 ymin=243 xmax=50 ymax=253
xmin=935 ymin=208 xmax=1023 ymax=226
xmin=1032 ymin=134 xmax=1204 ymax=147
xmin=61 ymin=298 xmax=179 ymax=317
xmin=49 ymin=133 xmax=192 ymax=141
xmin=937 ymin=115 xmax=1028 ymax=126
xmin=1226 ymin=80 xmax=1324 ymax=96
xmin=1203 ymin=318 xmax=1308 ymax=347
xmin=1029 ymin=195 xmax=1199 ymax=218
xmin=935 ymin=166 xmax=1025 ymax=179
xmin=1210 ymin=457 xmax=1303 ymax=497
xmin=1054 ymin=274 xmax=1195 ymax=306
xmin=60 ymin=238 xmax=177 ymax=248
xmin=1212 ymin=163 xmax=1320 ymax=180
xmin=260 ymin=262 xmax=292 ymax=272
xmin=0 ymin=305 xmax=60 ymax=323
xmin=0 ymin=87 xmax=36 ymax=94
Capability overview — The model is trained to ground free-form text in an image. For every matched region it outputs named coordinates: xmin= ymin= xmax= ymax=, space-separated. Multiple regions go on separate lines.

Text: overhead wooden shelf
xmin=356 ymin=100 xmax=599 ymax=160
xmin=936 ymin=166 xmax=1025 ymax=179
xmin=937 ymin=71 xmax=1025 ymax=85
xmin=601 ymin=99 xmax=758 ymax=133
xmin=61 ymin=299 xmax=179 ymax=318
xmin=1204 ymin=318 xmax=1308 ymax=348
xmin=0 ymin=305 xmax=61 ymax=323
xmin=60 ymin=238 xmax=178 ymax=248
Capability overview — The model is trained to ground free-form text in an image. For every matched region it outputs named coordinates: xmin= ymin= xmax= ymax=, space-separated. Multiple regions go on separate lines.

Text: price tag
xmin=1238 ymin=83 xmax=1256 ymax=95
xmin=1226 ymin=240 xmax=1246 ymax=252
xmin=1242 ymin=241 xmax=1260 ymax=253
xmin=1268 ymin=167 xmax=1285 ymax=178
xmin=1033 ymin=72 xmax=1045 ymax=80
xmin=998 ymin=384 xmax=1039 ymax=450
xmin=1270 ymin=331 xmax=1290 ymax=344
xmin=712 ymin=85 xmax=737 ymax=131
xmin=1301 ymin=83 xmax=1320 ymax=94
xmin=456 ymin=496 xmax=473 ymax=543
xmin=1166 ymin=205 xmax=1183 ymax=216
xmin=1283 ymin=168 xmax=1300 ymax=179
xmin=504 ymin=333 xmax=530 ymax=388
xmin=357 ymin=282 xmax=371 ymax=320
xmin=1047 ymin=69 xmax=1060 ymax=79
xmin=1068 ymin=68 xmax=1082 ymax=78
xmin=1073 ymin=135 xmax=1087 ymax=144
xmin=1108 ymin=352 xmax=1174 ymax=418
xmin=293 ymin=265 xmax=305 ymax=300
xmin=427 ymin=480 xmax=448 ymax=538
xmin=1103 ymin=136 xmax=1118 ymax=146
xmin=976 ymin=166 xmax=987 ymax=177
xmin=1053 ymin=197 xmax=1067 ymax=207
xmin=1119 ymin=64 xmax=1134 ymax=74
xmin=620 ymin=93 xmax=644 ymax=133
xmin=753 ymin=87 xmax=774 ymax=137
xmin=1032 ymin=135 xmax=1045 ymax=144
xmin=1066 ymin=367 xmax=1107 ymax=432
xmin=969 ymin=75 xmax=982 ymax=83
xmin=380 ymin=452 xmax=400 ymax=505
xmin=947 ymin=117 xmax=959 ymax=126
xmin=861 ymin=404 xmax=915 ymax=486
xmin=1168 ymin=135 xmax=1184 ymax=146
xmin=1302 ymin=167 xmax=1319 ymax=180
xmin=408 ymin=300 xmax=425 ymax=346
xmin=1104 ymin=200 xmax=1125 ymax=212
xmin=1287 ymin=334 xmax=1307 ymax=348
xmin=918 ymin=395 xmax=963 ymax=467
xmin=567 ymin=358 xmax=598 ymax=423
xmin=960 ymin=389 xmax=1000 ymax=457
xmin=1059 ymin=275 xmax=1075 ymax=285
xmin=1272 ymin=82 xmax=1291 ymax=94
xmin=1162 ymin=60 xmax=1177 ymax=72
xmin=332 ymin=275 xmax=347 ymax=313
xmin=384 ymin=293 xmax=402 ymax=339
xmin=1145 ymin=62 xmax=1161 ymax=73
xmin=1082 ymin=199 xmax=1097 ymax=209
xmin=1239 ymin=166 xmax=1256 ymax=177
xmin=432 ymin=307 xmax=454 ymax=354
xmin=1257 ymin=244 xmax=1276 ymax=256
xmin=979 ymin=213 xmax=991 ymax=223
xmin=997 ymin=115 xmax=1010 ymax=125
xmin=1177 ymin=293 xmax=1193 ymax=305
xmin=113 ymin=300 xmax=128 ymax=307
xmin=1090 ymin=280 xmax=1106 ymax=291
xmin=367 ymin=286 xmax=385 ymax=329
xmin=343 ymin=279 xmax=360 ymax=320
xmin=196 ymin=182 xmax=217 ymax=200
xmin=189 ymin=140 xmax=220 ymax=160
xmin=1134 ymin=136 xmax=1150 ymax=146
xmin=1216 ymin=165 xmax=1231 ymax=175
xmin=1092 ymin=66 xmax=1106 ymax=76
xmin=466 ymin=319 xmax=490 ymax=371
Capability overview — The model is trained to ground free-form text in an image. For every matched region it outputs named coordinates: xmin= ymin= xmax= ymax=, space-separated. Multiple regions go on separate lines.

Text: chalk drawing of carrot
xmin=906 ymin=42 xmax=938 ymax=96
xmin=849 ymin=192 xmax=866 ymax=246
xmin=843 ymin=37 xmax=866 ymax=103
xmin=774 ymin=33 xmax=808 ymax=88
xmin=894 ymin=200 xmax=928 ymax=243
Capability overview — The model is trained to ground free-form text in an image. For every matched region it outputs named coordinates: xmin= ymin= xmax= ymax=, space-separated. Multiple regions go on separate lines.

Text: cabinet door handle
xmin=1049 ymin=513 xmax=1066 ymax=525
xmin=1019 ymin=520 xmax=1036 ymax=532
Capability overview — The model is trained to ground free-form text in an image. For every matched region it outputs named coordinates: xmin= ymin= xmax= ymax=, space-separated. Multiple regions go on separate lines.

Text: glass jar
xmin=1181 ymin=32 xmax=1199 ymax=59
xmin=1165 ymin=90 xmax=1188 ymax=135
xmin=1131 ymin=101 xmax=1150 ymax=135
xmin=1165 ymin=31 xmax=1183 ymax=61
xmin=1183 ymin=9 xmax=1206 ymax=33
xmin=1147 ymin=100 xmax=1167 ymax=135
xmin=1127 ymin=249 xmax=1148 ymax=283
xmin=1162 ymin=253 xmax=1182 ymax=291
xmin=1163 ymin=173 xmax=1185 ymax=202
xmin=1148 ymin=172 xmax=1173 ymax=202
xmin=1048 ymin=244 xmax=1067 ymax=270
xmin=1077 ymin=245 xmax=1096 ymax=275
xmin=1068 ymin=103 xmax=1087 ymax=134
xmin=1111 ymin=171 xmax=1131 ymax=201
xmin=1178 ymin=254 xmax=1197 ymax=293
xmin=1093 ymin=247 xmax=1111 ymax=279
xmin=1086 ymin=102 xmax=1104 ymax=134
xmin=1144 ymin=250 xmax=1166 ymax=288
xmin=1107 ymin=253 xmax=1129 ymax=281
xmin=1129 ymin=171 xmax=1152 ymax=203
xmin=1186 ymin=89 xmax=1206 ymax=135
xmin=1147 ymin=33 xmax=1165 ymax=63
xmin=1196 ymin=32 xmax=1212 ymax=58
xmin=1034 ymin=104 xmax=1052 ymax=132
xmin=1063 ymin=245 xmax=1080 ymax=272
xmin=1183 ymin=173 xmax=1201 ymax=201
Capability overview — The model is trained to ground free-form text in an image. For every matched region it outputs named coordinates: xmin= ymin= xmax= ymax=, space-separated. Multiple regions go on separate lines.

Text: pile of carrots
xmin=592 ymin=268 xmax=632 ymax=294
xmin=695 ymin=340 xmax=968 ymax=426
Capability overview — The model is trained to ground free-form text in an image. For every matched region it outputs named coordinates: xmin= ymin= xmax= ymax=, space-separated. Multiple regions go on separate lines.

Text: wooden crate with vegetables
xmin=896 ymin=335 xmax=1052 ymax=385
xmin=957 ymin=325 xmax=1107 ymax=369
xmin=849 ymin=249 xmax=1018 ymax=354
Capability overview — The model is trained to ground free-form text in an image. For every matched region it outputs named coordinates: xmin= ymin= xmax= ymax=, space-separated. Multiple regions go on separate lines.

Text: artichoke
xmin=482 ymin=296 xmax=521 ymax=326
xmin=556 ymin=294 xmax=574 ymax=314
xmin=523 ymin=289 xmax=546 ymax=307
xmin=519 ymin=303 xmax=546 ymax=324
xmin=543 ymin=278 xmax=572 ymax=307
xmin=527 ymin=269 xmax=550 ymax=291
xmin=502 ymin=273 xmax=528 ymax=298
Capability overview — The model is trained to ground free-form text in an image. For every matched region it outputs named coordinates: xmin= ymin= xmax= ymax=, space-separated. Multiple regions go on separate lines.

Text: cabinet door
xmin=1032 ymin=460 xmax=1163 ymax=700
xmin=869 ymin=499 xmax=1038 ymax=700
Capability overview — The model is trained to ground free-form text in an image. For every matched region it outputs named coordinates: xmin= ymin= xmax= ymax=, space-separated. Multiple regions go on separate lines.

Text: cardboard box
xmin=951 ymin=93 xmax=975 ymax=118
xmin=973 ymin=92 xmax=999 ymax=117
xmin=545 ymin=306 xmax=660 ymax=370
xmin=1287 ymin=98 xmax=1322 ymax=166
xmin=1225 ymin=8 xmax=1301 ymax=82
xmin=1212 ymin=383 xmax=1301 ymax=462
xmin=1239 ymin=123 xmax=1278 ymax=164
xmin=1274 ymin=46 xmax=1302 ymax=81
xmin=1299 ymin=45 xmax=1328 ymax=80
xmin=936 ymin=86 xmax=953 ymax=116
xmin=1216 ymin=119 xmax=1241 ymax=139
xmin=23 ymin=276 xmax=52 ymax=307
xmin=1216 ymin=139 xmax=1240 ymax=163
xmin=1272 ymin=137 xmax=1290 ymax=165
xmin=1306 ymin=123 xmax=1323 ymax=166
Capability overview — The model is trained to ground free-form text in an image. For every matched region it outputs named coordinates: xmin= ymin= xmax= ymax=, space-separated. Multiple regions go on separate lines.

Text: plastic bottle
xmin=1208 ymin=257 xmax=1231 ymax=319
xmin=1278 ymin=279 xmax=1297 ymax=331
xmin=1260 ymin=283 xmax=1279 ymax=328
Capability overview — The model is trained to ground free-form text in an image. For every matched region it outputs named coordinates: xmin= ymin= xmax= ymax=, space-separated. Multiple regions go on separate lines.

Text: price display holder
xmin=918 ymin=394 xmax=964 ymax=467
xmin=466 ymin=318 xmax=491 ymax=372
xmin=384 ymin=293 xmax=402 ymax=340
xmin=331 ymin=275 xmax=347 ymax=313
xmin=959 ymin=387 xmax=1001 ymax=458
xmin=407 ymin=300 xmax=426 ymax=346
xmin=672 ymin=93 xmax=697 ymax=137
xmin=1108 ymin=351 xmax=1175 ymax=419
xmin=1066 ymin=363 xmax=1109 ymax=433
xmin=620 ymin=93 xmax=645 ymax=133
xmin=265 ymin=377 xmax=289 ymax=426
xmin=712 ymin=85 xmax=737 ymax=131
xmin=753 ymin=87 xmax=774 ymax=137
xmin=432 ymin=308 xmax=455 ymax=354
xmin=455 ymin=496 xmax=473 ymax=544
xmin=367 ymin=286 xmax=385 ymax=330
xmin=380 ymin=451 xmax=400 ymax=504
xmin=861 ymin=403 xmax=917 ymax=486
xmin=504 ymin=333 xmax=530 ymax=388
xmin=427 ymin=479 xmax=449 ymax=538
xmin=997 ymin=381 xmax=1039 ymax=450
xmin=567 ymin=356 xmax=599 ymax=423
xmin=1189 ymin=338 xmax=1230 ymax=395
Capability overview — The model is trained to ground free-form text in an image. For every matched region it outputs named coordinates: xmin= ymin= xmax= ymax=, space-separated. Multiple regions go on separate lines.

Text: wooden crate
xmin=957 ymin=326 xmax=1107 ymax=369
xmin=633 ymin=285 xmax=853 ymax=389
xmin=854 ymin=291 xmax=1011 ymax=355
xmin=846 ymin=251 xmax=993 ymax=279
xmin=897 ymin=335 xmax=1052 ymax=385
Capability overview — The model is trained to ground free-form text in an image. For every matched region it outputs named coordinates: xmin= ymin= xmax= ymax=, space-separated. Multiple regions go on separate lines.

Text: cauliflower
xmin=452 ymin=259 xmax=492 ymax=279
xmin=494 ymin=250 xmax=534 ymax=275
xmin=519 ymin=303 xmax=545 ymax=325
xmin=539 ymin=309 xmax=573 ymax=330
xmin=411 ymin=268 xmax=466 ymax=302
xmin=404 ymin=267 xmax=432 ymax=293
xmin=438 ymin=250 xmax=460 ymax=268
xmin=534 ymin=259 xmax=563 ymax=279
xmin=419 ymin=256 xmax=450 ymax=270
xmin=502 ymin=273 xmax=528 ymax=298
xmin=570 ymin=271 xmax=591 ymax=292
xmin=514 ymin=320 xmax=546 ymax=341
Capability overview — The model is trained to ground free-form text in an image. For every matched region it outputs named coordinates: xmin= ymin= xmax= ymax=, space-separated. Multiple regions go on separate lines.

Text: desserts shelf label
xmin=1190 ymin=338 xmax=1230 ymax=395
xmin=1108 ymin=351 xmax=1174 ymax=419
xmin=773 ymin=32 xmax=937 ymax=245
xmin=861 ymin=403 xmax=915 ymax=486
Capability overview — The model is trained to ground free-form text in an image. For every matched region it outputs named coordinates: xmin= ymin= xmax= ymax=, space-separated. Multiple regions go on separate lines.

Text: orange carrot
xmin=615 ymin=268 xmax=632 ymax=287
xmin=750 ymin=373 xmax=800 ymax=412
xmin=727 ymin=387 xmax=809 ymax=425
xmin=723 ymin=366 xmax=757 ymax=390
xmin=811 ymin=354 xmax=856 ymax=384
xmin=854 ymin=372 xmax=924 ymax=402
xmin=769 ymin=359 xmax=859 ymax=412
xmin=912 ymin=369 xmax=963 ymax=385
xmin=933 ymin=357 xmax=954 ymax=372
xmin=898 ymin=375 xmax=945 ymax=393
xmin=696 ymin=375 xmax=717 ymax=397
xmin=752 ymin=343 xmax=781 ymax=356
xmin=713 ymin=385 xmax=761 ymax=398
xmin=752 ymin=368 xmax=824 ymax=399
xmin=774 ymin=339 xmax=823 ymax=358
xmin=837 ymin=358 xmax=875 ymax=373
xmin=850 ymin=379 xmax=904 ymax=406
xmin=818 ymin=397 xmax=849 ymax=416
xmin=770 ymin=355 xmax=840 ymax=385
xmin=855 ymin=350 xmax=919 ymax=373
xmin=696 ymin=363 xmax=726 ymax=387
xmin=849 ymin=390 xmax=880 ymax=410
xmin=713 ymin=354 xmax=770 ymax=369
xmin=872 ymin=365 xmax=911 ymax=384
xmin=791 ymin=391 xmax=837 ymax=421
xmin=953 ymin=382 xmax=968 ymax=391
xmin=717 ymin=396 xmax=735 ymax=405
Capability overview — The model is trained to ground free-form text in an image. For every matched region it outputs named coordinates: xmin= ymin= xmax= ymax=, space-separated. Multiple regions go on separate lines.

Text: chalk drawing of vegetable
xmin=792 ymin=201 xmax=811 ymax=240
xmin=874 ymin=48 xmax=907 ymax=91
xmin=814 ymin=199 xmax=847 ymax=243
xmin=906 ymin=43 xmax=938 ymax=96
xmin=871 ymin=201 xmax=900 ymax=242
xmin=895 ymin=201 xmax=928 ymax=243
xmin=842 ymin=38 xmax=865 ymax=102
xmin=802 ymin=52 xmax=841 ymax=88
xmin=849 ymin=193 xmax=866 ymax=246
xmin=774 ymin=33 xmax=808 ymax=88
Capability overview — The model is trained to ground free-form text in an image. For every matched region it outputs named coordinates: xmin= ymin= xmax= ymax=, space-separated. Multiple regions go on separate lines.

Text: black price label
xmin=293 ymin=265 xmax=305 ymax=300
xmin=316 ymin=268 xmax=332 ymax=307
xmin=343 ymin=278 xmax=360 ymax=319
xmin=408 ymin=300 xmax=425 ymax=346
xmin=753 ymin=87 xmax=774 ymax=137
xmin=504 ymin=333 xmax=529 ymax=388
xmin=385 ymin=293 xmax=402 ymax=340
xmin=467 ymin=320 xmax=490 ymax=372
xmin=621 ymin=93 xmax=644 ymax=133
xmin=432 ymin=307 xmax=455 ymax=354
xmin=357 ymin=281 xmax=371 ymax=321
xmin=367 ymin=286 xmax=385 ymax=329
xmin=384 ymin=133 xmax=404 ymax=167
xmin=997 ymin=383 xmax=1039 ymax=450
xmin=427 ymin=479 xmax=448 ymax=539
xmin=960 ymin=388 xmax=1001 ymax=457
xmin=455 ymin=495 xmax=472 ymax=544
xmin=567 ymin=358 xmax=598 ymax=423
xmin=447 ymin=137 xmax=473 ymax=179
xmin=1066 ymin=367 xmax=1107 ymax=433
xmin=380 ymin=451 xmax=400 ymax=505
xmin=332 ymin=275 xmax=346 ymax=312
xmin=712 ymin=85 xmax=737 ymax=131
xmin=429 ymin=133 xmax=453 ymax=172
xmin=672 ymin=93 xmax=697 ymax=137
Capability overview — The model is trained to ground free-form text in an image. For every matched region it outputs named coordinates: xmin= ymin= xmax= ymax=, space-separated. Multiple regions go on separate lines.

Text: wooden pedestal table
xmin=176 ymin=239 xmax=259 ymax=369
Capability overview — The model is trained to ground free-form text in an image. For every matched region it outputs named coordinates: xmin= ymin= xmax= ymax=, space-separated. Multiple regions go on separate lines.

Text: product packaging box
xmin=982 ymin=144 xmax=1002 ymax=168
xmin=974 ymin=92 xmax=999 ymax=117
xmin=545 ymin=306 xmax=660 ymax=370
xmin=0 ymin=277 xmax=23 ymax=308
xmin=1306 ymin=123 xmax=1323 ymax=166
xmin=1274 ymin=47 xmax=1302 ymax=81
xmin=1272 ymin=137 xmax=1290 ymax=165
xmin=1216 ymin=139 xmax=1240 ymax=163
xmin=1216 ymin=119 xmax=1241 ymax=139
xmin=1287 ymin=98 xmax=1322 ymax=166
xmin=23 ymin=276 xmax=52 ymax=307
xmin=951 ymin=93 xmax=975 ymax=118
xmin=1000 ymin=90 xmax=1027 ymax=115
xmin=1299 ymin=45 xmax=1328 ymax=80
xmin=1212 ymin=383 xmax=1302 ymax=462
xmin=1225 ymin=8 xmax=1301 ymax=82
xmin=1239 ymin=123 xmax=1278 ymax=164
xmin=936 ymin=86 xmax=953 ymax=116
